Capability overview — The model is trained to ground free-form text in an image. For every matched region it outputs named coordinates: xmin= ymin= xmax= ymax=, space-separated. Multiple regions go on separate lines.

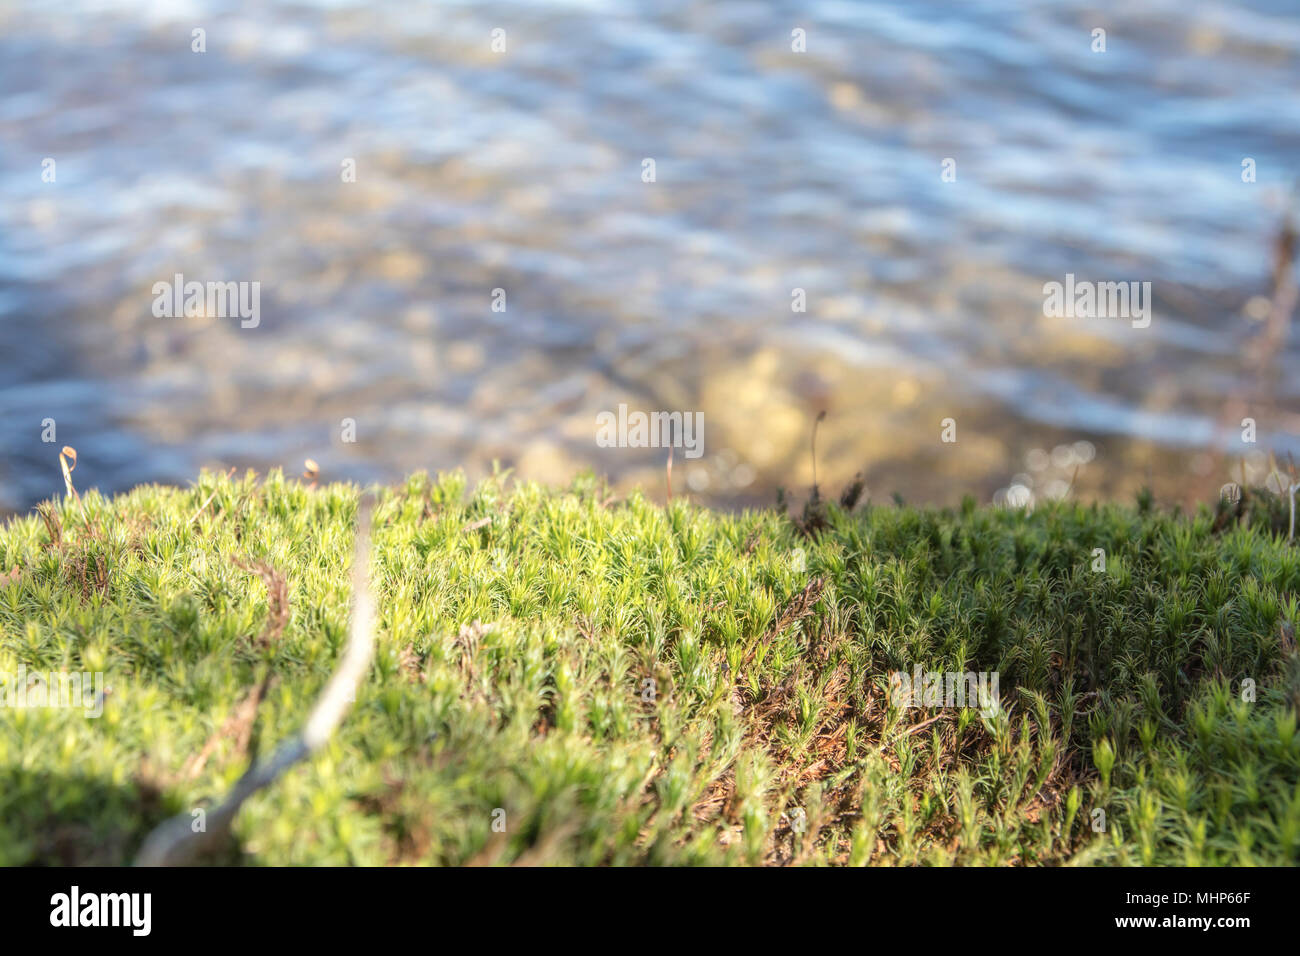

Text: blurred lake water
xmin=2 ymin=0 xmax=1298 ymax=513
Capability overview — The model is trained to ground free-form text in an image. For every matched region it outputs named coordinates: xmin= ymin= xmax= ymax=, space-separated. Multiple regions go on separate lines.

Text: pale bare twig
xmin=1289 ymin=481 xmax=1300 ymax=543
xmin=135 ymin=494 xmax=377 ymax=866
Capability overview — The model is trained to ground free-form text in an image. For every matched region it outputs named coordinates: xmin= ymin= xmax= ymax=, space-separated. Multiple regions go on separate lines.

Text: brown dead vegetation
xmin=233 ymin=558 xmax=290 ymax=648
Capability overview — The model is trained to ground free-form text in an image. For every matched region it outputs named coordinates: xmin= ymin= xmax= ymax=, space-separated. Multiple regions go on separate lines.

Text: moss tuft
xmin=1 ymin=469 xmax=1297 ymax=865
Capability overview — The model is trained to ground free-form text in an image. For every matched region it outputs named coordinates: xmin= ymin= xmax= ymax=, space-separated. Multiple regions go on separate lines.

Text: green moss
xmin=0 ymin=468 xmax=1297 ymax=865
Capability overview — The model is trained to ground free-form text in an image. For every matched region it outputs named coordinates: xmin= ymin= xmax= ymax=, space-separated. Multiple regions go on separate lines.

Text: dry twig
xmin=135 ymin=495 xmax=377 ymax=866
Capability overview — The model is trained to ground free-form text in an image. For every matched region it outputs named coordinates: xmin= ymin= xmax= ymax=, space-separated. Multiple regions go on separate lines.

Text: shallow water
xmin=2 ymin=0 xmax=1298 ymax=513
